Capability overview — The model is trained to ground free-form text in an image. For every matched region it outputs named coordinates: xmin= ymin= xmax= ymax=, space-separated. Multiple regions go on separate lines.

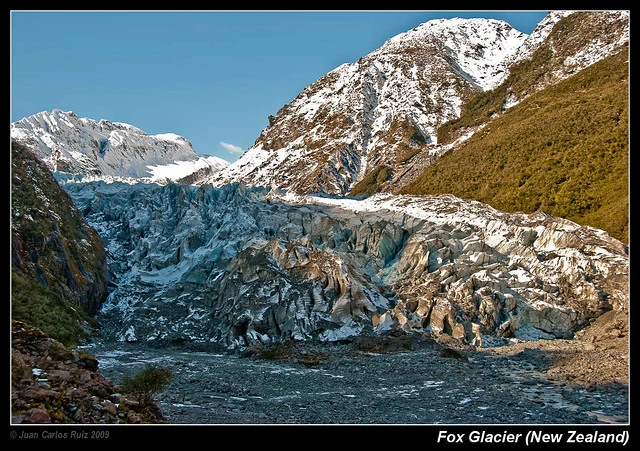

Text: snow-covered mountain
xmin=209 ymin=18 xmax=526 ymax=195
xmin=12 ymin=12 xmax=628 ymax=196
xmin=501 ymin=10 xmax=629 ymax=107
xmin=209 ymin=11 xmax=629 ymax=196
xmin=10 ymin=109 xmax=229 ymax=184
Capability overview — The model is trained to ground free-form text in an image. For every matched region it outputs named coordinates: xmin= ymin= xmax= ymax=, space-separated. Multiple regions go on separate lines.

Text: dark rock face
xmin=11 ymin=141 xmax=109 ymax=317
xmin=64 ymin=181 xmax=628 ymax=351
xmin=11 ymin=320 xmax=166 ymax=424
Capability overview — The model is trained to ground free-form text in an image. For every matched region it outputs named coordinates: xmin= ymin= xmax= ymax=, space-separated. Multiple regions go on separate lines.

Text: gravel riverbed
xmin=83 ymin=332 xmax=628 ymax=426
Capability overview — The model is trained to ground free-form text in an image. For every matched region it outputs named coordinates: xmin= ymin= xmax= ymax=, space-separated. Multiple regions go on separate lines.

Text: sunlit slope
xmin=401 ymin=48 xmax=628 ymax=243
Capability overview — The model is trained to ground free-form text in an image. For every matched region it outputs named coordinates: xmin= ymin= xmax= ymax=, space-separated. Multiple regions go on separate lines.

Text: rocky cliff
xmin=11 ymin=141 xmax=109 ymax=344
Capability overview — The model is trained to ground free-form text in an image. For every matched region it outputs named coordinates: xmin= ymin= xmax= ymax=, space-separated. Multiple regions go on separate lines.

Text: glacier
xmin=64 ymin=181 xmax=628 ymax=351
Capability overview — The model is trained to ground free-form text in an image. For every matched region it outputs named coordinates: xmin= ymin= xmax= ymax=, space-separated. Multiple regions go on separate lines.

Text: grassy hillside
xmin=401 ymin=48 xmax=629 ymax=243
xmin=350 ymin=164 xmax=393 ymax=196
xmin=11 ymin=141 xmax=109 ymax=344
xmin=11 ymin=270 xmax=97 ymax=346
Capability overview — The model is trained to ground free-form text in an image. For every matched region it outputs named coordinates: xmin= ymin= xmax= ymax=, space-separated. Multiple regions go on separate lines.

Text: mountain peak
xmin=210 ymin=11 xmax=628 ymax=198
xmin=210 ymin=15 xmax=528 ymax=195
xmin=376 ymin=16 xmax=527 ymax=91
xmin=11 ymin=110 xmax=230 ymax=183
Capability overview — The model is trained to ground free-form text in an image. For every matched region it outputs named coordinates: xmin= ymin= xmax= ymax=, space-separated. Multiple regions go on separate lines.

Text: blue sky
xmin=10 ymin=10 xmax=549 ymax=162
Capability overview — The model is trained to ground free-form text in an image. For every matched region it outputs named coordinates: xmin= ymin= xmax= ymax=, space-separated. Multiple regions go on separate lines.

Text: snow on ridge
xmin=377 ymin=17 xmax=528 ymax=91
xmin=508 ymin=10 xmax=629 ymax=68
xmin=507 ymin=11 xmax=574 ymax=65
xmin=382 ymin=17 xmax=521 ymax=48
xmin=209 ymin=144 xmax=273 ymax=186
xmin=11 ymin=109 xmax=211 ymax=180
xmin=153 ymin=132 xmax=188 ymax=144
xmin=147 ymin=155 xmax=230 ymax=182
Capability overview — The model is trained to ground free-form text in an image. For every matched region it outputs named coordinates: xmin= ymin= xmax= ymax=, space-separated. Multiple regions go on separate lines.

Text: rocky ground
xmin=85 ymin=308 xmax=629 ymax=425
xmin=10 ymin=320 xmax=166 ymax=424
xmin=486 ymin=309 xmax=629 ymax=388
xmin=11 ymin=308 xmax=628 ymax=426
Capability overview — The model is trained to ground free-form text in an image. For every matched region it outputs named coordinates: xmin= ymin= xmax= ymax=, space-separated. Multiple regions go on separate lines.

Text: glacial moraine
xmin=83 ymin=337 xmax=628 ymax=425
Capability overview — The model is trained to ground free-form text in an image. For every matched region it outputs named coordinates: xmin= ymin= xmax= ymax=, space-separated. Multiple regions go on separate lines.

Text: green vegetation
xmin=349 ymin=164 xmax=393 ymax=196
xmin=437 ymin=44 xmax=557 ymax=145
xmin=11 ymin=270 xmax=97 ymax=346
xmin=12 ymin=142 xmax=89 ymax=246
xmin=437 ymin=83 xmax=511 ymax=144
xmin=402 ymin=48 xmax=629 ymax=243
xmin=11 ymin=141 xmax=108 ymax=316
xmin=437 ymin=12 xmax=628 ymax=146
xmin=120 ymin=365 xmax=174 ymax=406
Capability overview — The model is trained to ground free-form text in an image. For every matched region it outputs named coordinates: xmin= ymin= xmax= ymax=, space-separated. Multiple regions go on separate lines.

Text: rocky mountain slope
xmin=10 ymin=109 xmax=229 ymax=184
xmin=209 ymin=18 xmax=526 ymax=195
xmin=209 ymin=11 xmax=629 ymax=199
xmin=11 ymin=141 xmax=109 ymax=345
xmin=63 ymin=181 xmax=628 ymax=350
xmin=402 ymin=46 xmax=629 ymax=243
xmin=11 ymin=144 xmax=168 ymax=424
